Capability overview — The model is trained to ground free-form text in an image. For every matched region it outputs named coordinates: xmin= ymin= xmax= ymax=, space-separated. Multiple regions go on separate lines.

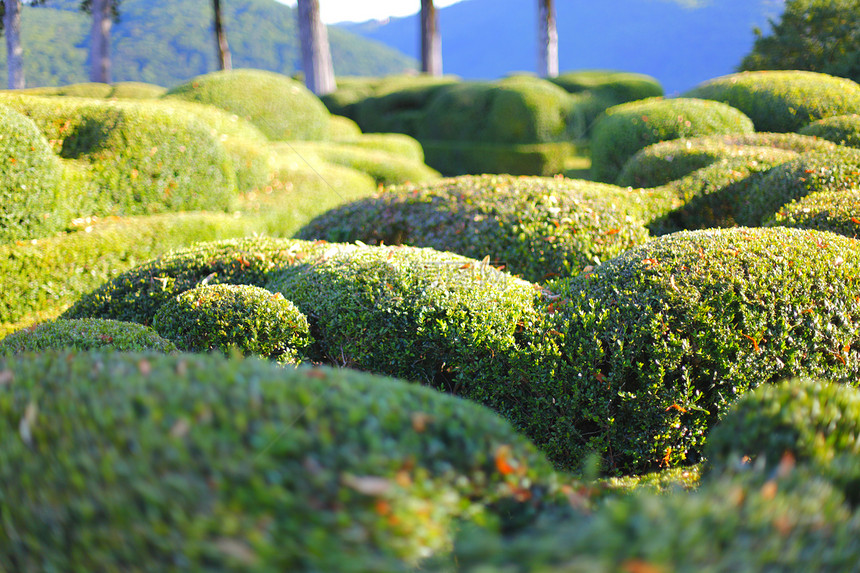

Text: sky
xmin=277 ymin=0 xmax=465 ymax=24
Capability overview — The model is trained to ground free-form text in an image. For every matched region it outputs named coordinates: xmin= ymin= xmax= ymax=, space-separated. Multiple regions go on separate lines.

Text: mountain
xmin=4 ymin=0 xmax=416 ymax=89
xmin=340 ymin=0 xmax=787 ymax=94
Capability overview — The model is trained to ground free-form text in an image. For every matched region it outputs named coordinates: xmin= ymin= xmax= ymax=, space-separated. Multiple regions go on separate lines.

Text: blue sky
xmin=277 ymin=0 xmax=465 ymax=24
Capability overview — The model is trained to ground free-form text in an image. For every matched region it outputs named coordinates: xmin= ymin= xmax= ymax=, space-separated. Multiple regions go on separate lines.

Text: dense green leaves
xmin=0 ymin=318 xmax=176 ymax=353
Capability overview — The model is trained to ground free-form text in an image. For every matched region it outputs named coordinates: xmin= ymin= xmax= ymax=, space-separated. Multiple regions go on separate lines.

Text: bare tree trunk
xmin=297 ymin=0 xmax=335 ymax=96
xmin=213 ymin=0 xmax=232 ymax=71
xmin=420 ymin=0 xmax=442 ymax=76
xmin=4 ymin=0 xmax=25 ymax=89
xmin=538 ymin=0 xmax=558 ymax=78
xmin=89 ymin=0 xmax=112 ymax=83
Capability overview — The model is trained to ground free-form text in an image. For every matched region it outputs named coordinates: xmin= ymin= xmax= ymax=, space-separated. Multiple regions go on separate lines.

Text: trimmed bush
xmin=684 ymin=70 xmax=860 ymax=132
xmin=345 ymin=133 xmax=426 ymax=163
xmin=296 ymin=175 xmax=664 ymax=282
xmin=421 ymin=140 xmax=574 ymax=177
xmin=650 ymin=149 xmax=799 ymax=233
xmin=799 ymin=114 xmax=860 ymax=148
xmin=617 ymin=132 xmax=837 ymax=188
xmin=17 ymin=82 xmax=114 ymax=98
xmin=765 ymin=189 xmax=860 ymax=238
xmin=440 ymin=465 xmax=860 ymax=572
xmin=329 ymin=114 xmax=363 ymax=140
xmin=737 ymin=146 xmax=860 ymax=226
xmin=108 ymin=81 xmax=168 ymax=100
xmin=590 ymin=97 xmax=755 ymax=182
xmin=536 ymin=227 xmax=860 ymax=472
xmin=153 ymin=284 xmax=311 ymax=363
xmin=289 ymin=141 xmax=440 ymax=186
xmin=164 ymin=69 xmax=331 ymax=141
xmin=0 ymin=318 xmax=176 ymax=353
xmin=267 ymin=245 xmax=547 ymax=399
xmin=705 ymin=379 xmax=860 ymax=489
xmin=0 ymin=351 xmax=560 ymax=570
xmin=63 ymin=237 xmax=344 ymax=327
xmin=0 ymin=94 xmax=237 ymax=217
xmin=0 ymin=104 xmax=64 ymax=243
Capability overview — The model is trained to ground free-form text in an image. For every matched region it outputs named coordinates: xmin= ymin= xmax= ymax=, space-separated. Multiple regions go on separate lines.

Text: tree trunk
xmin=89 ymin=0 xmax=112 ymax=83
xmin=213 ymin=0 xmax=232 ymax=71
xmin=297 ymin=0 xmax=335 ymax=96
xmin=538 ymin=0 xmax=558 ymax=78
xmin=420 ymin=0 xmax=442 ymax=76
xmin=4 ymin=0 xmax=25 ymax=89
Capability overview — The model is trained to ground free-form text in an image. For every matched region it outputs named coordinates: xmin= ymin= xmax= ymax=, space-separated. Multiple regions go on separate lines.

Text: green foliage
xmin=799 ymin=113 xmax=860 ymax=148
xmin=590 ymin=97 xmax=755 ymax=182
xmin=329 ymin=114 xmax=363 ymax=140
xmin=108 ymin=81 xmax=168 ymax=99
xmin=421 ymin=141 xmax=574 ymax=177
xmin=617 ymin=132 xmax=837 ymax=188
xmin=164 ymin=69 xmax=331 ymax=141
xmin=343 ymin=133 xmax=426 ymax=162
xmin=0 ymin=94 xmax=237 ymax=217
xmin=16 ymin=82 xmax=113 ymax=98
xmin=266 ymin=245 xmax=547 ymax=403
xmin=684 ymin=70 xmax=860 ymax=132
xmin=765 ymin=189 xmax=860 ymax=238
xmin=0 ymin=104 xmax=64 ymax=243
xmin=539 ymin=227 xmax=860 ymax=473
xmin=439 ymin=465 xmax=860 ymax=572
xmin=739 ymin=0 xmax=860 ymax=84
xmin=63 ymin=237 xmax=339 ymax=327
xmin=295 ymin=175 xmax=662 ymax=283
xmin=0 ymin=351 xmax=558 ymax=570
xmin=650 ymin=149 xmax=800 ymax=233
xmin=153 ymin=284 xmax=311 ymax=363
xmin=738 ymin=146 xmax=860 ymax=225
xmin=706 ymin=379 xmax=860 ymax=497
xmin=0 ymin=318 xmax=176 ymax=353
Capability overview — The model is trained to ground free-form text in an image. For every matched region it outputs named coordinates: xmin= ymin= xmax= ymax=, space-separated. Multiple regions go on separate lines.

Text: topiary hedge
xmin=0 ymin=104 xmax=65 ymax=243
xmin=0 ymin=94 xmax=238 ymax=217
xmin=295 ymin=174 xmax=665 ymax=282
xmin=617 ymin=132 xmax=837 ymax=188
xmin=153 ymin=284 xmax=311 ymax=363
xmin=0 ymin=351 xmax=561 ymax=571
xmin=590 ymin=97 xmax=755 ymax=183
xmin=799 ymin=114 xmax=860 ymax=148
xmin=0 ymin=318 xmax=176 ymax=353
xmin=765 ymin=189 xmax=860 ymax=239
xmin=705 ymin=378 xmax=860 ymax=500
xmin=736 ymin=146 xmax=860 ymax=226
xmin=108 ymin=81 xmax=168 ymax=100
xmin=684 ymin=70 xmax=860 ymax=133
xmin=164 ymin=68 xmax=331 ymax=141
xmin=533 ymin=227 xmax=860 ymax=473
xmin=63 ymin=237 xmax=344 ymax=327
xmin=266 ymin=245 xmax=547 ymax=400
xmin=420 ymin=140 xmax=575 ymax=177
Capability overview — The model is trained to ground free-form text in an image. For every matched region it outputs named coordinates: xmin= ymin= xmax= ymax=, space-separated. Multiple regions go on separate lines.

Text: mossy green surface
xmin=0 ymin=318 xmax=176 ymax=353
xmin=765 ymin=189 xmax=860 ymax=239
xmin=288 ymin=141 xmax=439 ymax=186
xmin=164 ymin=68 xmax=331 ymax=141
xmin=153 ymin=284 xmax=311 ymax=363
xmin=590 ymin=97 xmax=755 ymax=183
xmin=799 ymin=114 xmax=860 ymax=148
xmin=537 ymin=227 xmax=860 ymax=472
xmin=685 ymin=70 xmax=860 ymax=132
xmin=421 ymin=140 xmax=574 ymax=177
xmin=296 ymin=174 xmax=664 ymax=283
xmin=0 ymin=351 xmax=560 ymax=570
xmin=0 ymin=104 xmax=65 ymax=243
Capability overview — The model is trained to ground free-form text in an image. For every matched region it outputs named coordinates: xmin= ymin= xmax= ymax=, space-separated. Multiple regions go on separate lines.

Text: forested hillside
xmin=4 ymin=0 xmax=416 ymax=88
xmin=342 ymin=0 xmax=786 ymax=94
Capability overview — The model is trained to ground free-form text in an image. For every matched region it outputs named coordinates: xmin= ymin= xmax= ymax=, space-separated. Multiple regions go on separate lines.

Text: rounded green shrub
xmin=765 ymin=189 xmax=860 ymax=238
xmin=706 ymin=379 xmax=860 ymax=480
xmin=63 ymin=237 xmax=346 ymax=327
xmin=108 ymin=81 xmax=168 ymax=100
xmin=164 ymin=69 xmax=331 ymax=141
xmin=590 ymin=97 xmax=755 ymax=182
xmin=329 ymin=114 xmax=363 ymax=140
xmin=348 ymin=75 xmax=459 ymax=136
xmin=290 ymin=141 xmax=440 ymax=186
xmin=0 ymin=104 xmax=64 ymax=243
xmin=295 ymin=174 xmax=664 ymax=282
xmin=346 ymin=133 xmax=426 ymax=163
xmin=617 ymin=132 xmax=837 ymax=188
xmin=153 ymin=284 xmax=311 ymax=362
xmin=684 ymin=70 xmax=860 ymax=132
xmin=799 ymin=114 xmax=860 ymax=148
xmin=0 ymin=318 xmax=176 ymax=353
xmin=0 ymin=351 xmax=560 ymax=570
xmin=267 ymin=245 xmax=547 ymax=400
xmin=418 ymin=78 xmax=577 ymax=145
xmin=537 ymin=227 xmax=860 ymax=473
xmin=17 ymin=82 xmax=114 ymax=98
xmin=737 ymin=146 xmax=860 ymax=226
